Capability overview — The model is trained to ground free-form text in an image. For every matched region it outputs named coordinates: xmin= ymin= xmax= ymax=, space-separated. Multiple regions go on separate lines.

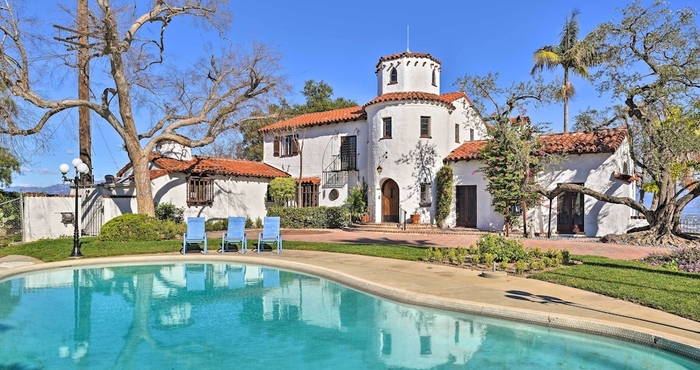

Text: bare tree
xmin=0 ymin=0 xmax=284 ymax=216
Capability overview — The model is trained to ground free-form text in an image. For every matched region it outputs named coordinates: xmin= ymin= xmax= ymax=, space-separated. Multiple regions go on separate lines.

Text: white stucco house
xmin=43 ymin=50 xmax=640 ymax=242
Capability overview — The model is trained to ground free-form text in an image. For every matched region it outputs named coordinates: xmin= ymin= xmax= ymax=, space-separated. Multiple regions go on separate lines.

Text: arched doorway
xmin=381 ymin=179 xmax=399 ymax=223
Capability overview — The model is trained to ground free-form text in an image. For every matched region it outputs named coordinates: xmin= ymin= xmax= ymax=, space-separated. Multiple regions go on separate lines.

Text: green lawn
xmin=2 ymin=238 xmax=698 ymax=321
xmin=0 ymin=237 xmax=426 ymax=263
xmin=531 ymin=255 xmax=700 ymax=322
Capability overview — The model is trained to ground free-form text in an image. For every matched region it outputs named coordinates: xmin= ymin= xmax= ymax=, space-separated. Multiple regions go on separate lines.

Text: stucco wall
xmin=23 ymin=195 xmax=79 ymax=242
xmin=262 ymin=120 xmax=369 ymax=207
xmin=377 ymin=56 xmax=440 ymax=96
xmin=148 ymin=173 xmax=272 ymax=221
xmin=449 ymin=161 xmax=503 ymax=232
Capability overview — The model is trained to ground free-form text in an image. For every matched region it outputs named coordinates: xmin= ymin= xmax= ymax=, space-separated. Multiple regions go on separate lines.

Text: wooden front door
xmin=557 ymin=191 xmax=584 ymax=234
xmin=456 ymin=185 xmax=477 ymax=228
xmin=381 ymin=179 xmax=400 ymax=223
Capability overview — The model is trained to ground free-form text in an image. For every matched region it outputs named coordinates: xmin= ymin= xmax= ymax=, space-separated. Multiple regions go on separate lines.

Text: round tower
xmin=375 ymin=52 xmax=441 ymax=96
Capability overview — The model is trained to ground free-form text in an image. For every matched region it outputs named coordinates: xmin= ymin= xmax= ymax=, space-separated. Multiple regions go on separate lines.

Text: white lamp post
xmin=60 ymin=158 xmax=90 ymax=257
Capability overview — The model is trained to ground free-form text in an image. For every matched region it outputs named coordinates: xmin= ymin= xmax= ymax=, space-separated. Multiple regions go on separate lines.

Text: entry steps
xmin=344 ymin=222 xmax=486 ymax=236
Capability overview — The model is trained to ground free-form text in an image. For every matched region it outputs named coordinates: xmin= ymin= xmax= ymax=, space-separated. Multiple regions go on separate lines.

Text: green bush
xmin=245 ymin=217 xmax=253 ymax=228
xmin=561 ymin=249 xmax=571 ymax=264
xmin=483 ymin=253 xmax=495 ymax=267
xmin=435 ymin=165 xmax=453 ymax=227
xmin=160 ymin=220 xmax=187 ymax=239
xmin=476 ymin=233 xmax=527 ymax=262
xmin=267 ymin=206 xmax=350 ymax=229
xmin=100 ymin=213 xmax=181 ymax=242
xmin=447 ymin=248 xmax=457 ymax=264
xmin=470 ymin=254 xmax=481 ymax=265
xmin=205 ymin=218 xmax=228 ymax=232
xmin=515 ymin=260 xmax=527 ymax=274
xmin=255 ymin=217 xmax=263 ymax=228
xmin=499 ymin=260 xmax=509 ymax=271
xmin=154 ymin=202 xmax=185 ymax=223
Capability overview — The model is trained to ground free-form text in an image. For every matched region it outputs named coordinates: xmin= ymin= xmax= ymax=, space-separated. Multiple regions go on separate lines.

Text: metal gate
xmin=0 ymin=194 xmax=22 ymax=244
xmin=81 ymin=189 xmax=104 ymax=236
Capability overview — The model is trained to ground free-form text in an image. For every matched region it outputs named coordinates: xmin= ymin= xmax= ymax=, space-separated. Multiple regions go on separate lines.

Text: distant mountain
xmin=3 ymin=184 xmax=70 ymax=195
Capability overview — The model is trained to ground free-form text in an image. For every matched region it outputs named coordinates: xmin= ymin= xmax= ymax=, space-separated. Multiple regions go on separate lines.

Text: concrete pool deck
xmin=1 ymin=249 xmax=699 ymax=361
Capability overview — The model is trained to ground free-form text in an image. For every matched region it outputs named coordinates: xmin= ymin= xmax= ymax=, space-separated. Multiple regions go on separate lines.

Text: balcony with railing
xmin=323 ymin=154 xmax=356 ymax=188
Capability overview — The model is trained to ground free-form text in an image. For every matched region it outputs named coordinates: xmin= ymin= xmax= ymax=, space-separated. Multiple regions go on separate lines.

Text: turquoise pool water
xmin=0 ymin=263 xmax=698 ymax=369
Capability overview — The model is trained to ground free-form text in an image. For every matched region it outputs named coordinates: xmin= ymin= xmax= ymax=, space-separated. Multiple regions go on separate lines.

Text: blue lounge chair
xmin=221 ymin=217 xmax=247 ymax=254
xmin=257 ymin=216 xmax=282 ymax=254
xmin=182 ymin=217 xmax=208 ymax=254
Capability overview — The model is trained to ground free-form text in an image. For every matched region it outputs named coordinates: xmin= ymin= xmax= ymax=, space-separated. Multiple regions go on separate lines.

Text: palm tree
xmin=531 ymin=9 xmax=598 ymax=133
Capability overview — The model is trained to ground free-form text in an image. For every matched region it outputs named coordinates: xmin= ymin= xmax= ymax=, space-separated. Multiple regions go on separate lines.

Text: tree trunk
xmin=563 ymin=69 xmax=569 ymax=134
xmin=131 ymin=152 xmax=156 ymax=216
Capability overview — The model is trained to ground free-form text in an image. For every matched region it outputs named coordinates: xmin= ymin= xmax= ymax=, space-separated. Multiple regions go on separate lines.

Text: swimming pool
xmin=0 ymin=262 xmax=698 ymax=369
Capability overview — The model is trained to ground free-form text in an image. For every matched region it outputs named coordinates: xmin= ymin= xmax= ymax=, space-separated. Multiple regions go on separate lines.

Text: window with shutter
xmin=273 ymin=137 xmax=280 ymax=157
xmin=340 ymin=136 xmax=357 ymax=170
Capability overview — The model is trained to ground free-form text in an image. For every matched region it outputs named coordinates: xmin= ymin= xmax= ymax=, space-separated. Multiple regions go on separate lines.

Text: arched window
xmin=389 ymin=67 xmax=397 ymax=84
xmin=431 ymin=69 xmax=437 ymax=86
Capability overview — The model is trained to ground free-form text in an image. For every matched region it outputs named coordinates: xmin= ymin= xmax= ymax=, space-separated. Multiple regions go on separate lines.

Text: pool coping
xmin=1 ymin=252 xmax=699 ymax=363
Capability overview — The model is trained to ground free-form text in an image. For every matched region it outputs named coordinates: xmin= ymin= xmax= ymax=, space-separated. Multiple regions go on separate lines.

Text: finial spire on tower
xmin=406 ymin=26 xmax=410 ymax=52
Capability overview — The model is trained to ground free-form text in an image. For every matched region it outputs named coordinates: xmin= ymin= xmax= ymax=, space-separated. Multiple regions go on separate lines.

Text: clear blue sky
xmin=8 ymin=0 xmax=700 ymax=188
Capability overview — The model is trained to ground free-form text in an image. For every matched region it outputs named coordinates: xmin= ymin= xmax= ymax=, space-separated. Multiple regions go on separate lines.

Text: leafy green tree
xmin=531 ymin=1 xmax=700 ymax=246
xmin=531 ymin=9 xmax=601 ymax=133
xmin=269 ymin=177 xmax=296 ymax=207
xmin=290 ymin=80 xmax=357 ymax=115
xmin=0 ymin=147 xmax=19 ymax=187
xmin=457 ymin=73 xmax=553 ymax=236
xmin=435 ymin=165 xmax=453 ymax=228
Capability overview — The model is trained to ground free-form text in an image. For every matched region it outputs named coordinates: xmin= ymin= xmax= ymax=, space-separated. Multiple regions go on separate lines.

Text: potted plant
xmin=360 ymin=213 xmax=370 ymax=223
xmin=410 ymin=213 xmax=421 ymax=224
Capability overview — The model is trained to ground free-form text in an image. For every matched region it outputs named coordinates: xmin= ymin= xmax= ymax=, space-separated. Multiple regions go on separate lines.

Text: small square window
xmin=383 ymin=117 xmax=392 ymax=139
xmin=420 ymin=183 xmax=431 ymax=206
xmin=420 ymin=116 xmax=431 ymax=138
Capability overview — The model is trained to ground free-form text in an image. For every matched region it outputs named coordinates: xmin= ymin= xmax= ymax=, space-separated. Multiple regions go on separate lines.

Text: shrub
xmin=434 ymin=248 xmax=444 ymax=263
xmin=269 ymin=177 xmax=296 ymax=206
xmin=530 ymin=260 xmax=544 ymax=270
xmin=643 ymin=247 xmax=700 ymax=273
xmin=160 ymin=220 xmax=187 ymax=239
xmin=470 ymin=254 xmax=480 ymax=265
xmin=345 ymin=181 xmax=368 ymax=222
xmin=205 ymin=218 xmax=228 ymax=232
xmin=447 ymin=248 xmax=457 ymax=264
xmin=424 ymin=247 xmax=434 ymax=262
xmin=483 ymin=253 xmax=495 ymax=268
xmin=515 ymin=260 xmax=527 ymax=274
xmin=435 ymin=165 xmax=453 ymax=227
xmin=154 ymin=202 xmax=184 ymax=223
xmin=529 ymin=247 xmax=543 ymax=259
xmin=477 ymin=233 xmax=527 ymax=262
xmin=101 ymin=214 xmax=164 ymax=242
xmin=499 ymin=260 xmax=508 ymax=271
xmin=561 ymin=249 xmax=571 ymax=264
xmin=267 ymin=206 xmax=350 ymax=229
xmin=255 ymin=217 xmax=263 ymax=228
xmin=456 ymin=252 xmax=466 ymax=265
xmin=245 ymin=217 xmax=253 ymax=228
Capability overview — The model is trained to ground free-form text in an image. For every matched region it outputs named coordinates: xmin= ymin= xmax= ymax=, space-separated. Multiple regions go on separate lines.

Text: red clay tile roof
xmin=445 ymin=128 xmax=628 ymax=162
xmin=375 ymin=52 xmax=441 ymax=71
xmin=118 ymin=154 xmax=289 ymax=179
xmin=363 ymin=92 xmax=456 ymax=110
xmin=296 ymin=177 xmax=321 ymax=185
xmin=444 ymin=140 xmax=488 ymax=162
xmin=258 ymin=106 xmax=366 ymax=133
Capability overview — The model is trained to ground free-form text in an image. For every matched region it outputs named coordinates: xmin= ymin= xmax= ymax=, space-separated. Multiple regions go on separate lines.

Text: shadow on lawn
xmin=582 ymin=260 xmax=700 ymax=279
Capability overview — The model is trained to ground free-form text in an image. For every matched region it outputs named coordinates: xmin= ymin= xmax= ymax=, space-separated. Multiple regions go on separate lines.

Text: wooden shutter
xmin=273 ymin=137 xmax=280 ymax=157
xmin=292 ymin=135 xmax=299 ymax=155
